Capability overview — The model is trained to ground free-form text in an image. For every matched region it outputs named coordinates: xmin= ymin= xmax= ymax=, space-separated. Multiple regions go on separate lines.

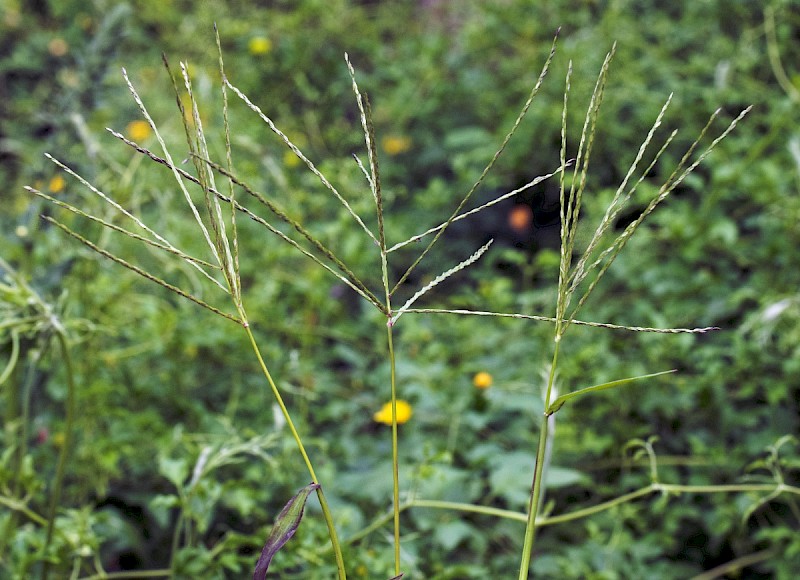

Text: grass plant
xmin=12 ymin=24 xmax=800 ymax=578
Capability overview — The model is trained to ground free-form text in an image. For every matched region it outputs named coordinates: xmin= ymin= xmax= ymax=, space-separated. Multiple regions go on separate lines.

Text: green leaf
xmin=158 ymin=456 xmax=189 ymax=489
xmin=253 ymin=482 xmax=319 ymax=579
xmin=544 ymin=465 xmax=588 ymax=489
xmin=545 ymin=370 xmax=676 ymax=416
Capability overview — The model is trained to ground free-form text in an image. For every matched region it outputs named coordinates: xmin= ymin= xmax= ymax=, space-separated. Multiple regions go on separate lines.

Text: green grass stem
xmin=40 ymin=332 xmax=76 ymax=580
xmin=518 ymin=338 xmax=560 ymax=578
xmin=386 ymin=323 xmax=401 ymax=576
xmin=243 ymin=324 xmax=346 ymax=579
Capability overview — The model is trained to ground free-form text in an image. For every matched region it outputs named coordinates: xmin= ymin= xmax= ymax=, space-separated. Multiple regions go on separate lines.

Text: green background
xmin=2 ymin=0 xmax=799 ymax=577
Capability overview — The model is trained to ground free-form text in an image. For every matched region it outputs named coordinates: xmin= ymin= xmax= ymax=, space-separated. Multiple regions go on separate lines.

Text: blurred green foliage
xmin=2 ymin=0 xmax=800 ymax=577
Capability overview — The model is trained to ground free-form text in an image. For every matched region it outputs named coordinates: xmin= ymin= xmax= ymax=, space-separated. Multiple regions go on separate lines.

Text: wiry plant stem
xmin=40 ymin=154 xmax=227 ymax=292
xmin=401 ymin=309 xmax=719 ymax=333
xmin=197 ymin=156 xmax=387 ymax=313
xmin=390 ymin=240 xmax=493 ymax=325
xmin=121 ymin=68 xmax=222 ymax=267
xmin=386 ymin=322 xmax=401 ymax=576
xmin=225 ymin=79 xmax=380 ymax=247
xmin=105 ymin=129 xmax=383 ymax=311
xmin=26 ymin=187 xmax=220 ymax=271
xmin=386 ymin=166 xmax=568 ymax=253
xmin=40 ymin=332 xmax=76 ymax=580
xmin=346 ymin=56 xmax=403 ymax=572
xmin=215 ymin=25 xmax=242 ymax=308
xmin=564 ymin=105 xmax=751 ymax=330
xmin=243 ymin=325 xmax=346 ymax=579
xmin=518 ymin=338 xmax=560 ymax=579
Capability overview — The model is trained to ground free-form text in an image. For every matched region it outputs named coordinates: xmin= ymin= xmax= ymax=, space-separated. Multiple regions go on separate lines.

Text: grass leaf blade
xmin=545 ymin=369 xmax=676 ymax=416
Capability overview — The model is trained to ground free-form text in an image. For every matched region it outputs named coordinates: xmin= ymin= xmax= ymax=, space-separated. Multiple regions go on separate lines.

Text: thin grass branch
xmin=568 ymin=95 xmax=675 ymax=293
xmin=26 ymin=187 xmax=220 ymax=271
xmin=122 ymin=68 xmax=222 ymax=266
xmin=42 ymin=154 xmax=227 ymax=292
xmin=43 ymin=217 xmax=244 ymax=325
xmin=390 ymin=240 xmax=493 ymax=325
xmin=225 ymin=79 xmax=380 ymax=247
xmin=386 ymin=165 xmax=569 ymax=253
xmin=564 ymin=106 xmax=751 ymax=330
xmin=197 ymin=156 xmax=387 ymax=313
xmin=345 ymin=53 xmax=384 ymax=249
xmin=103 ymin=129 xmax=385 ymax=311
xmin=403 ymin=308 xmax=719 ymax=333
xmin=391 ymin=30 xmax=560 ymax=295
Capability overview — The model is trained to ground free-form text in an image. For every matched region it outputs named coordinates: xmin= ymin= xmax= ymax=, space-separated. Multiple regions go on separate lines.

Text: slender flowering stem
xmin=243 ymin=325 xmax=346 ymax=579
xmin=386 ymin=320 xmax=401 ymax=576
xmin=518 ymin=337 xmax=560 ymax=579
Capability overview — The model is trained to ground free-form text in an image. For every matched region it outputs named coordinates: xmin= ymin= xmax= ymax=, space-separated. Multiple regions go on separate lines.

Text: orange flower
xmin=373 ymin=400 xmax=412 ymax=425
xmin=473 ymin=372 xmax=493 ymax=389
xmin=508 ymin=204 xmax=533 ymax=233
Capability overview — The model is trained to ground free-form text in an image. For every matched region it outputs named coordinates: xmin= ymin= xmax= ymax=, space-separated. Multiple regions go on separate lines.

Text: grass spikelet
xmin=563 ymin=105 xmax=752 ymax=330
xmin=387 ymin=164 xmax=570 ymax=253
xmin=225 ymin=78 xmax=380 ymax=246
xmin=42 ymin=217 xmax=244 ymax=325
xmin=121 ymin=67 xmax=222 ymax=266
xmin=26 ymin=186 xmax=220 ymax=271
xmin=390 ymin=240 xmax=493 ymax=325
xmin=41 ymin=154 xmax=228 ymax=291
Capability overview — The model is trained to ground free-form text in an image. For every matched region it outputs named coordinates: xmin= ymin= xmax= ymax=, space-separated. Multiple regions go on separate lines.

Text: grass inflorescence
xmin=20 ymin=25 xmax=794 ymax=580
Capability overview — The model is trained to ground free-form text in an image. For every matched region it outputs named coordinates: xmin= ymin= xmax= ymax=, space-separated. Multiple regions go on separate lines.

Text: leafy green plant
xmin=0 ymin=255 xmax=89 ymax=576
xmin=7 ymin=8 xmax=800 ymax=578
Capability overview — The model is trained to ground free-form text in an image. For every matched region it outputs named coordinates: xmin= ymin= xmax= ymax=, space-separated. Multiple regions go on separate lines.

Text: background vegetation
xmin=2 ymin=0 xmax=800 ymax=577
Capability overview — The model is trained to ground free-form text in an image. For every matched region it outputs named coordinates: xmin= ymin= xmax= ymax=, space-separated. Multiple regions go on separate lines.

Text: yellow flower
xmin=126 ymin=120 xmax=152 ymax=142
xmin=373 ymin=400 xmax=412 ymax=425
xmin=48 ymin=175 xmax=65 ymax=193
xmin=48 ymin=37 xmax=68 ymax=57
xmin=283 ymin=149 xmax=301 ymax=168
xmin=473 ymin=371 xmax=493 ymax=389
xmin=381 ymin=135 xmax=412 ymax=156
xmin=248 ymin=36 xmax=272 ymax=56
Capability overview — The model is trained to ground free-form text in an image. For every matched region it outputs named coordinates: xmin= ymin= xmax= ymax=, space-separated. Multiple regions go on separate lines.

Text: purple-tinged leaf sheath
xmin=254 ymin=482 xmax=320 ymax=579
